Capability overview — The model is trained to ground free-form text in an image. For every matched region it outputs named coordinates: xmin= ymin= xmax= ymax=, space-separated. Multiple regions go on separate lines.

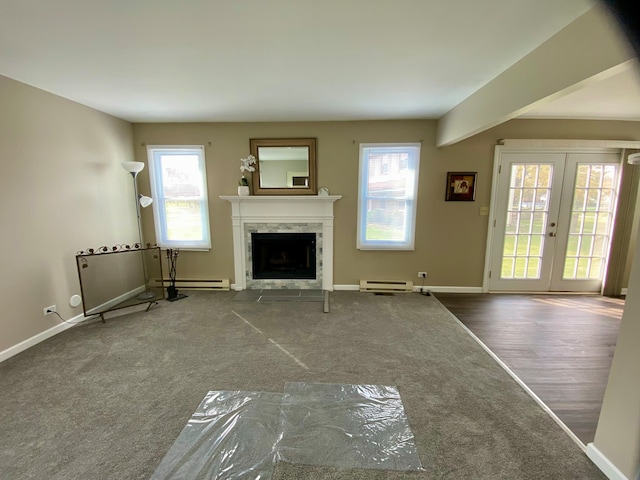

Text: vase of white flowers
xmin=238 ymin=154 xmax=256 ymax=196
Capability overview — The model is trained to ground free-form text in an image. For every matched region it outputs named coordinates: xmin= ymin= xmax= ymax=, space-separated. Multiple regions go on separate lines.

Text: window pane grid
xmin=147 ymin=146 xmax=211 ymax=249
xmin=358 ymin=144 xmax=420 ymax=249
xmin=164 ymin=199 xmax=206 ymax=242
xmin=563 ymin=163 xmax=617 ymax=280
xmin=501 ymin=164 xmax=551 ymax=279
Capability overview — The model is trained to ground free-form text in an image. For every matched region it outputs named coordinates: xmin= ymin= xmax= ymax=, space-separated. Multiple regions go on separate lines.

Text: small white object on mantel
xmin=220 ymin=195 xmax=341 ymax=291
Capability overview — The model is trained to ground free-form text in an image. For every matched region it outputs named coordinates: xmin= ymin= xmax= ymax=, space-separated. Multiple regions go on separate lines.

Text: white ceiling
xmin=2 ymin=0 xmax=636 ymax=124
xmin=521 ymin=66 xmax=640 ymax=121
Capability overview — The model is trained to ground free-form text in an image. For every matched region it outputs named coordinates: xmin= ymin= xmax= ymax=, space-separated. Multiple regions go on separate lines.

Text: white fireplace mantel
xmin=221 ymin=195 xmax=341 ymax=290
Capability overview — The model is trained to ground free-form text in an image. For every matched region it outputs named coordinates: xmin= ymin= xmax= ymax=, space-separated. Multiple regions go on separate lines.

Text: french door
xmin=488 ymin=151 xmax=621 ymax=292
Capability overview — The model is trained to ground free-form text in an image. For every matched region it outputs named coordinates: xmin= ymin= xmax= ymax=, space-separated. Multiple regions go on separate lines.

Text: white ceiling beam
xmin=436 ymin=5 xmax=636 ymax=147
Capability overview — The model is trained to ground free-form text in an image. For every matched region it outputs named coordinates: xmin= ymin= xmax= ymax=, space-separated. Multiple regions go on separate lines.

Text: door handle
xmin=549 ymin=232 xmax=556 ymax=237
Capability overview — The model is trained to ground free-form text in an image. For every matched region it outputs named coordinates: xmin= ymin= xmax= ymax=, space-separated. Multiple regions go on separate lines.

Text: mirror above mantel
xmin=250 ymin=138 xmax=317 ymax=195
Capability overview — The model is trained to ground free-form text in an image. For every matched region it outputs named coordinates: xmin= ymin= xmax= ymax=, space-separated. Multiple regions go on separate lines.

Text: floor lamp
xmin=121 ymin=161 xmax=155 ymax=300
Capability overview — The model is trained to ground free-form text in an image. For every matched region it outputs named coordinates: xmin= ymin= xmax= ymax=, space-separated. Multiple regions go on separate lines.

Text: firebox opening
xmin=251 ymin=233 xmax=316 ymax=280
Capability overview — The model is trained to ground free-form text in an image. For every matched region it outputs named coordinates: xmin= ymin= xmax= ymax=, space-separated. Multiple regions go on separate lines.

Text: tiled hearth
xmin=221 ymin=195 xmax=341 ymax=290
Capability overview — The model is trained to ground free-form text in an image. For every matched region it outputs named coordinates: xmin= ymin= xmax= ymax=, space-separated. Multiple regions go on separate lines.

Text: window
xmin=147 ymin=145 xmax=211 ymax=249
xmin=357 ymin=143 xmax=421 ymax=250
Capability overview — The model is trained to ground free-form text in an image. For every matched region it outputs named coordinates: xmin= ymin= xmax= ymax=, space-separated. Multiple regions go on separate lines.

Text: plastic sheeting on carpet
xmin=151 ymin=383 xmax=423 ymax=480
xmin=150 ymin=391 xmax=283 ymax=480
xmin=275 ymin=383 xmax=424 ymax=471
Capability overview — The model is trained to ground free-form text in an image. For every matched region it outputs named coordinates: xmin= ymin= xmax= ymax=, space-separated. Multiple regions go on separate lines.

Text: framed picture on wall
xmin=446 ymin=172 xmax=477 ymax=201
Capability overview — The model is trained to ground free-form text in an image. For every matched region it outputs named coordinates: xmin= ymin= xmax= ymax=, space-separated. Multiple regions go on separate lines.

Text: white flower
xmin=240 ymin=154 xmax=256 ymax=173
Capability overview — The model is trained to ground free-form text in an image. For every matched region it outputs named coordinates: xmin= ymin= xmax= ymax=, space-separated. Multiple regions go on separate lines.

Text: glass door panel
xmin=550 ymin=155 xmax=620 ymax=291
xmin=500 ymin=164 xmax=552 ymax=280
xmin=490 ymin=151 xmax=620 ymax=293
xmin=489 ymin=153 xmax=565 ymax=291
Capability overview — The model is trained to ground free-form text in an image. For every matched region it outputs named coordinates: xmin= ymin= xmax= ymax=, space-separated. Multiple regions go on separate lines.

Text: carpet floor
xmin=0 ymin=291 xmax=606 ymax=479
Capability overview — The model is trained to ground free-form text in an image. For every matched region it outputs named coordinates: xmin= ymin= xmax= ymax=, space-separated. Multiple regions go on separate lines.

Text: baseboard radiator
xmin=152 ymin=278 xmax=230 ymax=291
xmin=359 ymin=279 xmax=413 ymax=293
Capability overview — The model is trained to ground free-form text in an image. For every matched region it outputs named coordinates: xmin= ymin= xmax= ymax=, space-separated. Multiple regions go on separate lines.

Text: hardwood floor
xmin=433 ymin=293 xmax=623 ymax=444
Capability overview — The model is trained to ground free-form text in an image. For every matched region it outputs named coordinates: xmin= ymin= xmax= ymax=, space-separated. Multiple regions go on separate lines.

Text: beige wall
xmin=0 ymin=75 xmax=135 ymax=352
xmin=594 ymin=230 xmax=640 ymax=479
xmin=133 ymin=118 xmax=640 ymax=289
xmin=133 ymin=120 xmax=488 ymax=287
xmin=2 ymin=84 xmax=639 ymax=475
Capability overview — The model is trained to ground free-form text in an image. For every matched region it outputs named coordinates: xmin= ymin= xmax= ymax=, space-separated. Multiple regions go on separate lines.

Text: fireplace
xmin=251 ymin=233 xmax=316 ymax=279
xmin=221 ymin=195 xmax=340 ymax=290
xmin=245 ymin=223 xmax=322 ymax=289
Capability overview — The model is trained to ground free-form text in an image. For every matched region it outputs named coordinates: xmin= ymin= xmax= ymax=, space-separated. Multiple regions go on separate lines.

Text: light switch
xmin=480 ymin=207 xmax=489 ymax=216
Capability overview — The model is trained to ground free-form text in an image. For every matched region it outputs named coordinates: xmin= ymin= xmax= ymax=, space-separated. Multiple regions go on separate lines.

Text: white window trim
xmin=357 ymin=142 xmax=421 ymax=250
xmin=146 ymin=145 xmax=211 ymax=250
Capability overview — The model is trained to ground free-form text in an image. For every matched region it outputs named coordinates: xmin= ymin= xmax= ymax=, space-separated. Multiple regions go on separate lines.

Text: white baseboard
xmin=85 ymin=286 xmax=145 ymax=316
xmin=1 ymin=286 xmax=148 ymax=364
xmin=334 ymin=284 xmax=483 ymax=293
xmin=0 ymin=315 xmax=81 ymax=363
xmin=585 ymin=443 xmax=630 ymax=480
xmin=430 ymin=294 xmax=587 ymax=452
xmin=433 ymin=294 xmax=634 ymax=480
xmin=420 ymin=286 xmax=483 ymax=293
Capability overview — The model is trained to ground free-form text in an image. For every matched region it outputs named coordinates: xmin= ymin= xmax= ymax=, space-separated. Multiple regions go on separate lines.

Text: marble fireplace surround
xmin=221 ymin=195 xmax=341 ymax=290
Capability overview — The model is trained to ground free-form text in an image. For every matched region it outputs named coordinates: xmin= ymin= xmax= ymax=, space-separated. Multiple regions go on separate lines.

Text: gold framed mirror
xmin=250 ymin=138 xmax=317 ymax=195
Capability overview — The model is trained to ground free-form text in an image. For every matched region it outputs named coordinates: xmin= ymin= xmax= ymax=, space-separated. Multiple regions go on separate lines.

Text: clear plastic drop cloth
xmin=150 ymin=391 xmax=283 ymax=480
xmin=275 ymin=382 xmax=424 ymax=471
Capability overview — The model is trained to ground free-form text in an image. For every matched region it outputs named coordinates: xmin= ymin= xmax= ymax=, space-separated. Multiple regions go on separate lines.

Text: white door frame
xmin=482 ymin=141 xmax=640 ymax=293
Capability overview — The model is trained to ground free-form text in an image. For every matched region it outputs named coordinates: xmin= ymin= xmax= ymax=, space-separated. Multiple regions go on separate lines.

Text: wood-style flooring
xmin=433 ymin=293 xmax=624 ymax=444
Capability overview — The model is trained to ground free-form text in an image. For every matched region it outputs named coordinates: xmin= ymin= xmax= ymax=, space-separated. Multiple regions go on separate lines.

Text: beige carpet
xmin=0 ymin=291 xmax=605 ymax=479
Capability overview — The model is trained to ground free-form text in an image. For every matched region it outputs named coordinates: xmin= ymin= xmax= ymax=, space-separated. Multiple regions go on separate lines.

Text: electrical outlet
xmin=43 ymin=305 xmax=56 ymax=316
xmin=418 ymin=272 xmax=427 ymax=278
